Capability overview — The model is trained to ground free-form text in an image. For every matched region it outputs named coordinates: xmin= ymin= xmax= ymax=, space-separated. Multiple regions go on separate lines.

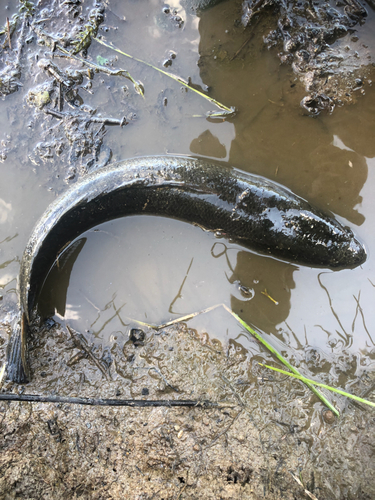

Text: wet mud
xmin=1 ymin=321 xmax=375 ymax=499
xmin=242 ymin=0 xmax=375 ymax=113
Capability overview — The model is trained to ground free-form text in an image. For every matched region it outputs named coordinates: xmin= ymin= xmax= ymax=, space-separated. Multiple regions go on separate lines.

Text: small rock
xmin=130 ymin=328 xmax=146 ymax=346
xmin=322 ymin=410 xmax=335 ymax=424
xmin=163 ymin=58 xmax=172 ymax=68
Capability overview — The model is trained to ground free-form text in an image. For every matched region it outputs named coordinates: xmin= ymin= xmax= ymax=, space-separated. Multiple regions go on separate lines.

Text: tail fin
xmin=6 ymin=314 xmax=30 ymax=383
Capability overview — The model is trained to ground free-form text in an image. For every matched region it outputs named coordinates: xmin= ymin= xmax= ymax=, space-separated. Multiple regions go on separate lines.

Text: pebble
xmin=323 ymin=410 xmax=335 ymax=424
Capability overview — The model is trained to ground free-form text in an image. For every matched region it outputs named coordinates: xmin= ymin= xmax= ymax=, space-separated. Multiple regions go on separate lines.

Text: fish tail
xmin=6 ymin=313 xmax=30 ymax=383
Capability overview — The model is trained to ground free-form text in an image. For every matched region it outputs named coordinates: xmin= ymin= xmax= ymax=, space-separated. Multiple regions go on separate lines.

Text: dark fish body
xmin=6 ymin=156 xmax=366 ymax=382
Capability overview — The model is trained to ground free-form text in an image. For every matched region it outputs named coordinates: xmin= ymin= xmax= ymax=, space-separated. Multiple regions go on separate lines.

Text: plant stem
xmin=94 ymin=37 xmax=234 ymax=114
xmin=260 ymin=364 xmax=375 ymax=409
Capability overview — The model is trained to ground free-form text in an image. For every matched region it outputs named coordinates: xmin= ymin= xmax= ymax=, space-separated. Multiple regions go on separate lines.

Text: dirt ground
xmin=1 ymin=320 xmax=375 ymax=500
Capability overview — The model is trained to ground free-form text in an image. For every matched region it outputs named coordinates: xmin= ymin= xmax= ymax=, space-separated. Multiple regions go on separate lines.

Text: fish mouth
xmin=348 ymin=237 xmax=366 ymax=266
xmin=334 ymin=236 xmax=366 ymax=269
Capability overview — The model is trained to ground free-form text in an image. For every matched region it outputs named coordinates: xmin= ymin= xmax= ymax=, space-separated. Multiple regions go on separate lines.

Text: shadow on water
xmin=39 ymin=238 xmax=87 ymax=318
xmin=190 ymin=2 xmax=375 ymax=365
xmin=196 ymin=3 xmax=369 ymax=225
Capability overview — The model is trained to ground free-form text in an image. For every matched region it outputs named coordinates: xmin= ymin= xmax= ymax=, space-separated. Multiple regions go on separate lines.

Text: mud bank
xmin=241 ymin=0 xmax=375 ymax=113
xmin=1 ymin=322 xmax=375 ymax=499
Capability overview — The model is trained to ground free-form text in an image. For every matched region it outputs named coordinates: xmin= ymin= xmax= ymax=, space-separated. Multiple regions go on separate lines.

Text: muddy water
xmin=1 ymin=0 xmax=375 ymax=392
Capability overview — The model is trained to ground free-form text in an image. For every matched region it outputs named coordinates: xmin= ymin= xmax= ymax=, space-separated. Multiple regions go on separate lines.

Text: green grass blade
xmin=93 ymin=37 xmax=234 ymax=113
xmin=222 ymin=305 xmax=340 ymax=416
xmin=127 ymin=302 xmax=341 ymax=416
xmin=56 ymin=44 xmax=144 ymax=96
xmin=260 ymin=363 xmax=375 ymax=409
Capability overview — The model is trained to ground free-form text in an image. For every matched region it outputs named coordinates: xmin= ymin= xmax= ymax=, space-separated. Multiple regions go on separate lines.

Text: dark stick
xmin=44 ymin=108 xmax=66 ymax=119
xmin=230 ymin=17 xmax=260 ymax=61
xmin=0 ymin=393 xmax=231 ymax=408
xmin=6 ymin=17 xmax=11 ymax=50
xmin=44 ymin=108 xmax=126 ymax=126
xmin=58 ymin=82 xmax=62 ymax=112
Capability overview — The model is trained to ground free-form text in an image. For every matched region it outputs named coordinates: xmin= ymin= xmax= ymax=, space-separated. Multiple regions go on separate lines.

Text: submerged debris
xmin=155 ymin=4 xmax=185 ymax=31
xmin=32 ymin=3 xmax=104 ymax=54
xmin=0 ymin=65 xmax=22 ymax=97
xmin=26 ymin=81 xmax=54 ymax=109
xmin=70 ymin=5 xmax=104 ymax=54
xmin=0 ymin=12 xmax=26 ymax=97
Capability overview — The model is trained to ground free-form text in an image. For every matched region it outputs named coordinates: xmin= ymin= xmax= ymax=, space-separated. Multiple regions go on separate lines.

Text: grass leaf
xmin=222 ymin=305 xmax=340 ymax=416
xmin=260 ymin=363 xmax=375 ymax=409
xmin=93 ymin=37 xmax=234 ymax=114
xmin=56 ymin=44 xmax=144 ymax=96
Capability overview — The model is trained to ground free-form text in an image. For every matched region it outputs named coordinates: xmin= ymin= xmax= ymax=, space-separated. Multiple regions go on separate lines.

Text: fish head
xmin=277 ymin=209 xmax=367 ymax=269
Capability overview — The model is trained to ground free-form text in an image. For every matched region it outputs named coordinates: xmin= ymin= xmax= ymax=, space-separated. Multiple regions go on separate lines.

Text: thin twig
xmin=177 ymin=472 xmax=189 ymax=499
xmin=66 ymin=325 xmax=111 ymax=380
xmin=0 ymin=393 xmax=232 ymax=407
xmin=203 ymin=409 xmax=243 ymax=450
xmin=154 ymin=304 xmax=223 ymax=331
xmin=230 ymin=17 xmax=260 ymax=61
xmin=56 ymin=44 xmax=143 ymax=95
xmin=289 ymin=471 xmax=319 ymax=500
xmin=44 ymin=108 xmax=126 ymax=126
xmin=58 ymin=82 xmax=62 ymax=112
xmin=6 ymin=17 xmax=11 ymax=50
xmin=0 ymin=363 xmax=6 ymax=388
xmin=15 ymin=15 xmax=27 ymax=64
xmin=230 ymin=33 xmax=254 ymax=61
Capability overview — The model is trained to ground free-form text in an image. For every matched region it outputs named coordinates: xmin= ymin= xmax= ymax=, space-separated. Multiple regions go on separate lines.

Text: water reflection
xmin=318 ymin=272 xmax=374 ymax=348
xmin=0 ymin=198 xmax=12 ymax=224
xmin=228 ymin=251 xmax=297 ymax=336
xmin=190 ymin=129 xmax=227 ymax=158
xmin=39 ymin=238 xmax=86 ymax=318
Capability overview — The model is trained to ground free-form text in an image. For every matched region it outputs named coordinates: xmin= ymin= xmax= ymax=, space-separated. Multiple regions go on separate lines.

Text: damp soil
xmin=0 ymin=0 xmax=375 ymax=499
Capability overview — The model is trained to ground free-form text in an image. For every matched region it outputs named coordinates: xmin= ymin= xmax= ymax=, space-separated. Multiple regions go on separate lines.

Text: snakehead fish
xmin=6 ymin=155 xmax=366 ymax=382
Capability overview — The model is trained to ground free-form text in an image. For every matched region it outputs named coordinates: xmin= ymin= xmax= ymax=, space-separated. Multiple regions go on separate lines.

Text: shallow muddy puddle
xmin=1 ymin=2 xmax=375 ymax=498
xmin=1 ymin=0 xmax=375 ymax=407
